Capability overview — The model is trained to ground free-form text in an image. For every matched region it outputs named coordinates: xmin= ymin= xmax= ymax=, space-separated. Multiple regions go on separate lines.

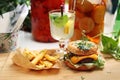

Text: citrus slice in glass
xmin=64 ymin=20 xmax=73 ymax=34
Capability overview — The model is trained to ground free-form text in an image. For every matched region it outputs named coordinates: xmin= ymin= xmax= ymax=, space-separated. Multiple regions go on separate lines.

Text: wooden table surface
xmin=0 ymin=53 xmax=120 ymax=80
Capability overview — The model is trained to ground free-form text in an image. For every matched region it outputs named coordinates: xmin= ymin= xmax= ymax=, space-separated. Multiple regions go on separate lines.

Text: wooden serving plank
xmin=0 ymin=53 xmax=120 ymax=80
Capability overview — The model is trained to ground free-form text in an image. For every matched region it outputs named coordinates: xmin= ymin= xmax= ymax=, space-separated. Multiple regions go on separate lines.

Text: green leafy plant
xmin=0 ymin=0 xmax=31 ymax=32
xmin=0 ymin=0 xmax=30 ymax=15
xmin=101 ymin=30 xmax=120 ymax=60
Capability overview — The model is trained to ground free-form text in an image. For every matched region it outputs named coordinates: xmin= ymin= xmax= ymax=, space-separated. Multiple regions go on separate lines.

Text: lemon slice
xmin=118 ymin=36 xmax=120 ymax=47
xmin=64 ymin=20 xmax=73 ymax=34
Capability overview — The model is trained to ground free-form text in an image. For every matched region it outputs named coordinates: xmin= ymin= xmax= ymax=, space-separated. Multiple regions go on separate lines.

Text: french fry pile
xmin=12 ymin=48 xmax=60 ymax=70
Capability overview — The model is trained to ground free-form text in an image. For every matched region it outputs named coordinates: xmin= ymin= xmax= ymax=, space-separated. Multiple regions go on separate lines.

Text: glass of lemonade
xmin=49 ymin=9 xmax=75 ymax=54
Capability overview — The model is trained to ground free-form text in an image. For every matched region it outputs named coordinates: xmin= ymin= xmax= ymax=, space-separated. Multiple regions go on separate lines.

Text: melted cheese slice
xmin=70 ymin=54 xmax=98 ymax=64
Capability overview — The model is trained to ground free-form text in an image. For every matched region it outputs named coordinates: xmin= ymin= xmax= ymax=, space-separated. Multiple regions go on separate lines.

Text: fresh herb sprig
xmin=101 ymin=30 xmax=120 ymax=60
xmin=77 ymin=40 xmax=94 ymax=50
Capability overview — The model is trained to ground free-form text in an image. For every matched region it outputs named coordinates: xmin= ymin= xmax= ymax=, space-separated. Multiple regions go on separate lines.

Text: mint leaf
xmin=101 ymin=34 xmax=120 ymax=60
xmin=101 ymin=34 xmax=118 ymax=53
xmin=53 ymin=15 xmax=68 ymax=27
xmin=114 ymin=30 xmax=120 ymax=42
xmin=111 ymin=48 xmax=120 ymax=60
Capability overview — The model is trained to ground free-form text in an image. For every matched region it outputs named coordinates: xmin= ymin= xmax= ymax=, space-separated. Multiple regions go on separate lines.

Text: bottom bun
xmin=64 ymin=61 xmax=96 ymax=71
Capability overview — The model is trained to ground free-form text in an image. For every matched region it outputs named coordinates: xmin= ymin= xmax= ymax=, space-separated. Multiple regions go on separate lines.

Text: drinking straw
xmin=61 ymin=5 xmax=63 ymax=17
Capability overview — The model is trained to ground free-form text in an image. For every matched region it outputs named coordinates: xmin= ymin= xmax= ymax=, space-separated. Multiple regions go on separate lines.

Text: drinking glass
xmin=49 ymin=9 xmax=75 ymax=56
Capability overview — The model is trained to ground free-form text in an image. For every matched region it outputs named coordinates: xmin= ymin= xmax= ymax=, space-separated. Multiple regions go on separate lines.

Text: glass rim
xmin=49 ymin=9 xmax=75 ymax=14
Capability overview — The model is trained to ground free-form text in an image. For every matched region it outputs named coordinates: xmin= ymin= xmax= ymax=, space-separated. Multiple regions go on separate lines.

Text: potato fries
xmin=40 ymin=61 xmax=53 ymax=68
xmin=31 ymin=49 xmax=47 ymax=65
xmin=45 ymin=54 xmax=59 ymax=62
xmin=13 ymin=48 xmax=60 ymax=70
xmin=22 ymin=48 xmax=35 ymax=61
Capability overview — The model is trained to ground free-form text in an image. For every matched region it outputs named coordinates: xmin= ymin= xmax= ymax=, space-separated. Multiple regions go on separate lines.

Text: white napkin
xmin=0 ymin=4 xmax=29 ymax=33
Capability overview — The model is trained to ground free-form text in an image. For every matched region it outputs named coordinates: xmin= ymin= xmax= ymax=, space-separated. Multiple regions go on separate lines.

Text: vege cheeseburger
xmin=64 ymin=40 xmax=105 ymax=70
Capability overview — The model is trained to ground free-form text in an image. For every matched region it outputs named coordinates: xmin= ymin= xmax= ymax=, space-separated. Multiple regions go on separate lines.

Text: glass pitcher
xmin=70 ymin=0 xmax=106 ymax=44
xmin=31 ymin=0 xmax=64 ymax=42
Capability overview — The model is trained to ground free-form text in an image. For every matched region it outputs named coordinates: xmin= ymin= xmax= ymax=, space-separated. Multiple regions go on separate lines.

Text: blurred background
xmin=23 ymin=0 xmax=119 ymax=33
xmin=0 ymin=0 xmax=119 ymax=35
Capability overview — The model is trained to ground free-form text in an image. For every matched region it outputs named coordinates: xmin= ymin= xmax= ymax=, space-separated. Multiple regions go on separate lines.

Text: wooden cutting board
xmin=0 ymin=53 xmax=120 ymax=80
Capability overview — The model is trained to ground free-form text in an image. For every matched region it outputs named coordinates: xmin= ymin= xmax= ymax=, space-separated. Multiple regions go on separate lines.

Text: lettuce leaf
xmin=93 ymin=55 xmax=105 ymax=68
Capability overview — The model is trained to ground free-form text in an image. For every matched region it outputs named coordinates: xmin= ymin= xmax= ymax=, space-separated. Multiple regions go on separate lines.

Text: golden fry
xmin=42 ymin=61 xmax=53 ymax=68
xmin=36 ymin=64 xmax=45 ymax=69
xmin=20 ymin=48 xmax=60 ymax=69
xmin=32 ymin=50 xmax=40 ymax=56
xmin=31 ymin=49 xmax=47 ymax=65
xmin=22 ymin=48 xmax=35 ymax=61
xmin=45 ymin=54 xmax=59 ymax=62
